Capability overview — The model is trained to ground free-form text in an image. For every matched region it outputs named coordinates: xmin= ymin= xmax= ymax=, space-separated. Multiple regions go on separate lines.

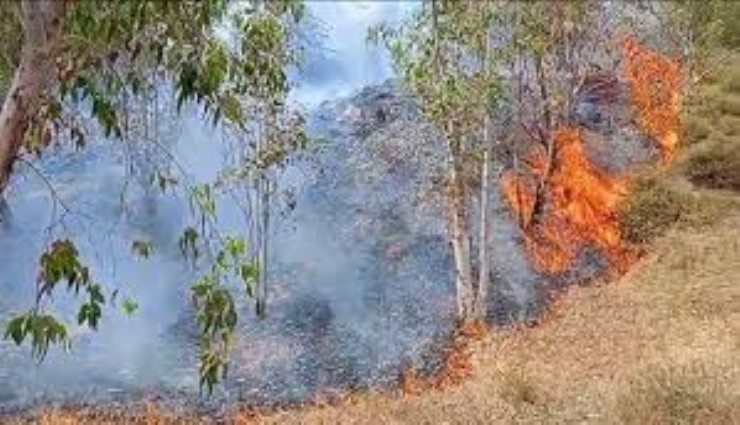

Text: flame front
xmin=501 ymin=129 xmax=631 ymax=274
xmin=622 ymin=37 xmax=682 ymax=162
xmin=502 ymin=39 xmax=681 ymax=275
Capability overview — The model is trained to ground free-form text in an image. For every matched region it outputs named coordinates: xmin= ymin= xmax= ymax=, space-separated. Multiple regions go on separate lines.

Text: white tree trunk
xmin=474 ymin=21 xmax=495 ymax=320
xmin=475 ymin=145 xmax=490 ymax=319
xmin=431 ymin=0 xmax=477 ymax=322
xmin=448 ymin=134 xmax=475 ymax=320
xmin=0 ymin=0 xmax=65 ymax=196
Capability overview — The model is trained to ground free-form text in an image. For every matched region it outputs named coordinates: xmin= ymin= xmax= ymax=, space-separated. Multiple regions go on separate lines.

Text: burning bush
xmin=622 ymin=37 xmax=683 ymax=162
xmin=501 ymin=128 xmax=632 ymax=275
xmin=501 ymin=38 xmax=685 ymax=274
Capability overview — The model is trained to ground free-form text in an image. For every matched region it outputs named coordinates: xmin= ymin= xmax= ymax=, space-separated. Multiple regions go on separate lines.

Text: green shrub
xmin=718 ymin=3 xmax=740 ymax=49
xmin=726 ymin=70 xmax=740 ymax=94
xmin=682 ymin=116 xmax=712 ymax=145
xmin=620 ymin=177 xmax=685 ymax=244
xmin=718 ymin=116 xmax=740 ymax=137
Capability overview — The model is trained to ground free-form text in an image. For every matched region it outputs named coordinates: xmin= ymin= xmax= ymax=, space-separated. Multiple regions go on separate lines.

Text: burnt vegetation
xmin=0 ymin=0 xmax=739 ymax=423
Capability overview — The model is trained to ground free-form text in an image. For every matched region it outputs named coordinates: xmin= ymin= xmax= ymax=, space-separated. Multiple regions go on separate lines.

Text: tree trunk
xmin=530 ymin=53 xmax=556 ymax=225
xmin=448 ymin=132 xmax=475 ymax=320
xmin=0 ymin=0 xmax=65 ymax=197
xmin=475 ymin=143 xmax=490 ymax=319
xmin=429 ymin=0 xmax=477 ymax=321
xmin=474 ymin=18 xmax=495 ymax=320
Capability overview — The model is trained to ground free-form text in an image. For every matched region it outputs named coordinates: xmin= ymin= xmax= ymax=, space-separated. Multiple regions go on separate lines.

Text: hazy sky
xmin=293 ymin=1 xmax=417 ymax=106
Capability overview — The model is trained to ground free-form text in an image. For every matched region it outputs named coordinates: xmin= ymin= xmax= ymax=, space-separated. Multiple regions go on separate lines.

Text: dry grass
xmin=719 ymin=95 xmax=740 ymax=117
xmin=259 ymin=211 xmax=740 ymax=424
xmin=616 ymin=359 xmax=739 ymax=425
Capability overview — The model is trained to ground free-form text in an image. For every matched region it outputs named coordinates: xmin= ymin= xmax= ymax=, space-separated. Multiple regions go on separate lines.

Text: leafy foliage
xmin=187 ymin=233 xmax=260 ymax=394
xmin=4 ymin=313 xmax=70 ymax=361
xmin=370 ymin=1 xmax=503 ymax=137
xmin=180 ymin=180 xmax=269 ymax=393
xmin=1 ymin=0 xmax=305 ymax=155
xmin=131 ymin=240 xmax=153 ymax=259
xmin=120 ymin=298 xmax=139 ymax=317
xmin=3 ymin=239 xmax=108 ymax=359
xmin=2 ymin=0 xmax=309 ymax=393
xmin=179 ymin=226 xmax=200 ymax=264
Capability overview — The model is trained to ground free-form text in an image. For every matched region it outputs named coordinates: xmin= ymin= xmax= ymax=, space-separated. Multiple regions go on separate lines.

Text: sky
xmin=292 ymin=1 xmax=417 ymax=106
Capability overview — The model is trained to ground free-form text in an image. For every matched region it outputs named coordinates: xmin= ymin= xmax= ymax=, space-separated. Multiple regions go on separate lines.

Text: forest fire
xmin=501 ymin=128 xmax=632 ymax=274
xmin=400 ymin=321 xmax=485 ymax=396
xmin=622 ymin=36 xmax=683 ymax=161
xmin=502 ymin=38 xmax=682 ymax=275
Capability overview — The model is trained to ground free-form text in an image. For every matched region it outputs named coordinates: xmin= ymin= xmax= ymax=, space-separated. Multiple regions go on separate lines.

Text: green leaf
xmin=179 ymin=226 xmax=200 ymax=262
xmin=131 ymin=240 xmax=153 ymax=259
xmin=5 ymin=316 xmax=26 ymax=345
xmin=239 ymin=262 xmax=259 ymax=298
xmin=121 ymin=298 xmax=139 ymax=317
xmin=4 ymin=312 xmax=69 ymax=361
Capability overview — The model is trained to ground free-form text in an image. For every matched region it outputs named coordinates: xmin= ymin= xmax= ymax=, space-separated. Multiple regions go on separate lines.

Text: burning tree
xmin=499 ymin=3 xmax=684 ymax=276
xmin=370 ymin=0 xmax=692 ymax=329
xmin=622 ymin=36 xmax=683 ymax=162
xmin=372 ymin=0 xmax=504 ymax=322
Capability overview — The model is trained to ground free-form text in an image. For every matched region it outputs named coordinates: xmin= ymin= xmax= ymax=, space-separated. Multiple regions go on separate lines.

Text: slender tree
xmin=373 ymin=0 xmax=503 ymax=322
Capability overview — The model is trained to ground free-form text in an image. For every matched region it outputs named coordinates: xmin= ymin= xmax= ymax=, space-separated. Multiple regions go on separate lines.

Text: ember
xmin=400 ymin=322 xmax=484 ymax=396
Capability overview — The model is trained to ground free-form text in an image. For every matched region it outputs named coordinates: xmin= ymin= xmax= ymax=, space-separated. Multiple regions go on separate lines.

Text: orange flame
xmin=500 ymin=170 xmax=536 ymax=229
xmin=502 ymin=39 xmax=682 ymax=275
xmin=501 ymin=129 xmax=631 ymax=274
xmin=622 ymin=37 xmax=682 ymax=162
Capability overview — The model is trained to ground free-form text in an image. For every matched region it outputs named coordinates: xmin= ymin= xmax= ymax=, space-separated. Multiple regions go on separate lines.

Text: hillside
xmin=260 ymin=52 xmax=740 ymax=425
xmin=25 ymin=200 xmax=738 ymax=424
xmin=260 ymin=53 xmax=740 ymax=425
xmin=264 ymin=209 xmax=739 ymax=424
xmin=7 ymin=24 xmax=740 ymax=425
